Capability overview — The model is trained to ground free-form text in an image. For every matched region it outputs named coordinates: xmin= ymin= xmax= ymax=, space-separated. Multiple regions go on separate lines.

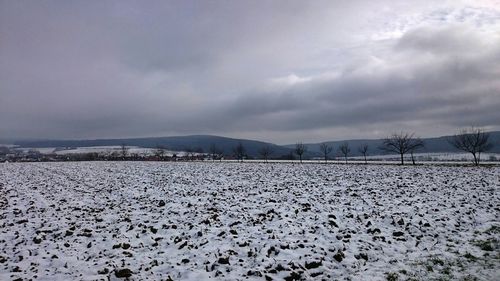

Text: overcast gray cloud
xmin=1 ymin=0 xmax=499 ymax=143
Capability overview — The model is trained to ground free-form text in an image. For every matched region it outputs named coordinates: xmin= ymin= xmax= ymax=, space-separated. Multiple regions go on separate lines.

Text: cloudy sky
xmin=1 ymin=0 xmax=500 ymax=144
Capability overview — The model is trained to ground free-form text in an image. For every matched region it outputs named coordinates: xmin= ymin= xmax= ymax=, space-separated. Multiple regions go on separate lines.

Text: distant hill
xmin=4 ymin=131 xmax=500 ymax=159
xmin=284 ymin=131 xmax=500 ymax=157
xmin=9 ymin=135 xmax=293 ymax=158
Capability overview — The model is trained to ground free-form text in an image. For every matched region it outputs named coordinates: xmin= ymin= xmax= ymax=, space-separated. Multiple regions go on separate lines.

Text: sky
xmin=1 ymin=0 xmax=500 ymax=144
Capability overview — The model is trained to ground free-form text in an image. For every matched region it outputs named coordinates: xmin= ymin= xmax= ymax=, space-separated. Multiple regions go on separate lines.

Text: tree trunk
xmin=400 ymin=153 xmax=404 ymax=165
xmin=364 ymin=155 xmax=367 ymax=164
xmin=411 ymin=151 xmax=415 ymax=165
xmin=472 ymin=152 xmax=478 ymax=166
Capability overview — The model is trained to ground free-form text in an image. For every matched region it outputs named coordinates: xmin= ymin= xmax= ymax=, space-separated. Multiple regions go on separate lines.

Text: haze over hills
xmin=6 ymin=135 xmax=293 ymax=158
xmin=3 ymin=131 xmax=500 ymax=158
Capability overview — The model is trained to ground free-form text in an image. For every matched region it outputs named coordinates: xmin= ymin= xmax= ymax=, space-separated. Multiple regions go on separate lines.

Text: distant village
xmin=0 ymin=146 xmax=212 ymax=163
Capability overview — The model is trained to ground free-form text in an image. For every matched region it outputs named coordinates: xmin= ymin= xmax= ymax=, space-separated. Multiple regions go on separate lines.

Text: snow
xmin=19 ymin=147 xmax=57 ymax=154
xmin=51 ymin=146 xmax=167 ymax=156
xmin=351 ymin=152 xmax=500 ymax=162
xmin=0 ymin=144 xmax=18 ymax=148
xmin=0 ymin=162 xmax=499 ymax=280
xmin=12 ymin=146 xmax=180 ymax=156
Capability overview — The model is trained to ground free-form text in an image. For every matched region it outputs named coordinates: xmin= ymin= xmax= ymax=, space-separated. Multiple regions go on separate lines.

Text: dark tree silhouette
xmin=184 ymin=147 xmax=195 ymax=161
xmin=258 ymin=145 xmax=274 ymax=163
xmin=195 ymin=147 xmax=204 ymax=160
xmin=154 ymin=145 xmax=166 ymax=159
xmin=448 ymin=127 xmax=493 ymax=165
xmin=233 ymin=142 xmax=246 ymax=162
xmin=380 ymin=132 xmax=423 ymax=165
xmin=409 ymin=138 xmax=425 ymax=165
xmin=319 ymin=143 xmax=333 ymax=163
xmin=217 ymin=149 xmax=224 ymax=162
xmin=120 ymin=144 xmax=128 ymax=159
xmin=209 ymin=143 xmax=222 ymax=161
xmin=294 ymin=142 xmax=307 ymax=163
xmin=338 ymin=142 xmax=350 ymax=164
xmin=358 ymin=144 xmax=369 ymax=164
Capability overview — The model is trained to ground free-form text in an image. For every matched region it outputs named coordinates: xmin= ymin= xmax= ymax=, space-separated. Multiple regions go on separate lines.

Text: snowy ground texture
xmin=1 ymin=162 xmax=499 ymax=281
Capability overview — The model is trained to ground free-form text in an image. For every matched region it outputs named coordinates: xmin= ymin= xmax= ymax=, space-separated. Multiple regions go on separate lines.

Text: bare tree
xmin=233 ymin=142 xmax=246 ymax=162
xmin=448 ymin=127 xmax=493 ymax=165
xmin=195 ymin=147 xmax=204 ymax=160
xmin=154 ymin=145 xmax=166 ymax=160
xmin=258 ymin=145 xmax=274 ymax=163
xmin=319 ymin=143 xmax=333 ymax=163
xmin=358 ymin=144 xmax=369 ymax=164
xmin=339 ymin=142 xmax=350 ymax=164
xmin=294 ymin=142 xmax=307 ymax=163
xmin=120 ymin=143 xmax=128 ymax=159
xmin=184 ymin=147 xmax=194 ymax=161
xmin=409 ymin=138 xmax=425 ymax=165
xmin=209 ymin=143 xmax=220 ymax=161
xmin=217 ymin=149 xmax=224 ymax=162
xmin=380 ymin=132 xmax=423 ymax=165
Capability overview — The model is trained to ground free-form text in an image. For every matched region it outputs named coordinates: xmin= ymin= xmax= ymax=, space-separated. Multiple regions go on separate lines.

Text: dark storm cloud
xmin=212 ymin=23 xmax=500 ymax=137
xmin=1 ymin=0 xmax=499 ymax=143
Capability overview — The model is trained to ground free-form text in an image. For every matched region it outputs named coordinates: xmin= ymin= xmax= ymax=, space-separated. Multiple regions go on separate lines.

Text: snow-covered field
xmin=0 ymin=162 xmax=498 ymax=281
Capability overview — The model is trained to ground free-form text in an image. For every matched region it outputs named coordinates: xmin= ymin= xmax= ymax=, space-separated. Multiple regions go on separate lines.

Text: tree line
xmin=224 ymin=127 xmax=494 ymax=166
xmin=1 ymin=127 xmax=494 ymax=165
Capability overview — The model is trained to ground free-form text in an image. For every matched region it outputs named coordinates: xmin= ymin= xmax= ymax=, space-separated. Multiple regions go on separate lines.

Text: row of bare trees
xmin=319 ymin=142 xmax=348 ymax=164
xmin=378 ymin=127 xmax=493 ymax=165
xmin=299 ymin=142 xmax=369 ymax=164
xmin=294 ymin=127 xmax=494 ymax=166
xmin=118 ymin=127 xmax=493 ymax=165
